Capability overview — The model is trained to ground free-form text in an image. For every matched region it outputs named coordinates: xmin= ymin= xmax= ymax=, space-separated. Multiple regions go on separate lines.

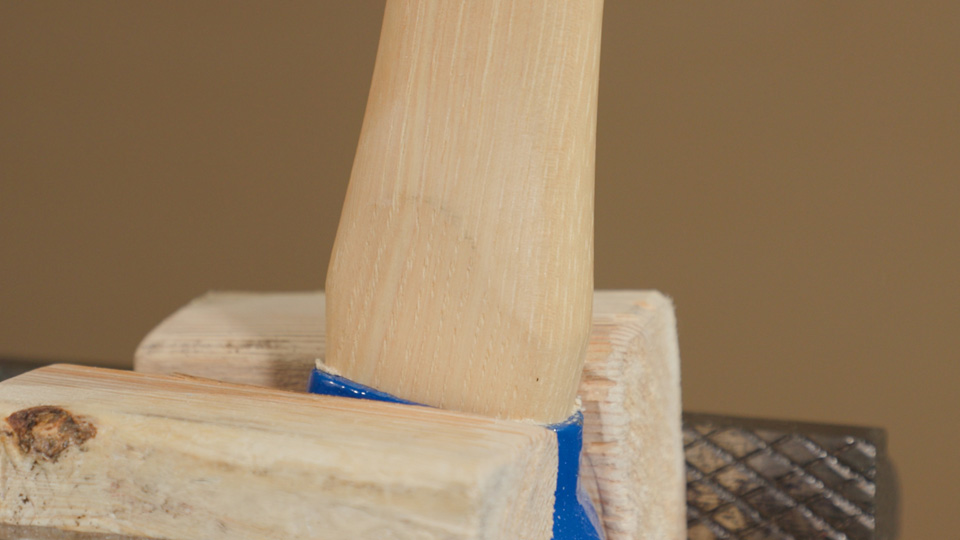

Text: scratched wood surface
xmin=0 ymin=365 xmax=556 ymax=540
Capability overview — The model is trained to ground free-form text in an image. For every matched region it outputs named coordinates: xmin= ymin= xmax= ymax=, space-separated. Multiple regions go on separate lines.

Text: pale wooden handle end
xmin=325 ymin=0 xmax=604 ymax=424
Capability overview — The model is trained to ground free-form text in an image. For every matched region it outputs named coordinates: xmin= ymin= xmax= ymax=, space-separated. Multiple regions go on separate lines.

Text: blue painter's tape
xmin=308 ymin=368 xmax=419 ymax=405
xmin=550 ymin=411 xmax=605 ymax=540
xmin=308 ymin=368 xmax=605 ymax=540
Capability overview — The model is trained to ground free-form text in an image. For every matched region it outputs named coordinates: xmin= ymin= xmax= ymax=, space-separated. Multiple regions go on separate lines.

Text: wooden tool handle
xmin=325 ymin=0 xmax=603 ymax=424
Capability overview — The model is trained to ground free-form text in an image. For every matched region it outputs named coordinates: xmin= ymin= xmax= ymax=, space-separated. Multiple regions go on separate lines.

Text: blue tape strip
xmin=308 ymin=368 xmax=419 ymax=405
xmin=551 ymin=411 xmax=605 ymax=540
xmin=308 ymin=368 xmax=605 ymax=540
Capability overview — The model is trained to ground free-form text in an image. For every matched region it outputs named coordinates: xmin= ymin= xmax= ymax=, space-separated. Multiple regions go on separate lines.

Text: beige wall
xmin=2 ymin=2 xmax=957 ymax=537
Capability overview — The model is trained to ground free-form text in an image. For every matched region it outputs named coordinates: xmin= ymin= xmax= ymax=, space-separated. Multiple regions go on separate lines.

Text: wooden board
xmin=0 ymin=365 xmax=556 ymax=540
xmin=135 ymin=291 xmax=326 ymax=392
xmin=135 ymin=289 xmax=686 ymax=540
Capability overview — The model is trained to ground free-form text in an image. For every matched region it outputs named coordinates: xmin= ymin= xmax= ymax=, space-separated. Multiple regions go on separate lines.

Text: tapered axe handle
xmin=325 ymin=0 xmax=604 ymax=424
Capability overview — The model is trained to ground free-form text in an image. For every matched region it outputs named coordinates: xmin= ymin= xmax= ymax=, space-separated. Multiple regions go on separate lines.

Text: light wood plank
xmin=135 ymin=291 xmax=323 ymax=392
xmin=135 ymin=290 xmax=685 ymax=540
xmin=0 ymin=365 xmax=556 ymax=540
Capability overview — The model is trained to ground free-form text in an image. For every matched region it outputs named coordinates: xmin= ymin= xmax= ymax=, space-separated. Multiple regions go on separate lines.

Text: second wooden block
xmin=135 ymin=290 xmax=686 ymax=540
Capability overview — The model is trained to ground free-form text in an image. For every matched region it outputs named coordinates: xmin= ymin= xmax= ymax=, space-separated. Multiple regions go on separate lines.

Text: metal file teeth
xmin=682 ymin=413 xmax=895 ymax=540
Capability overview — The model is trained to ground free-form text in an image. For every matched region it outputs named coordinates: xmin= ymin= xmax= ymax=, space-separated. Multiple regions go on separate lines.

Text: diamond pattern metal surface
xmin=683 ymin=413 xmax=894 ymax=540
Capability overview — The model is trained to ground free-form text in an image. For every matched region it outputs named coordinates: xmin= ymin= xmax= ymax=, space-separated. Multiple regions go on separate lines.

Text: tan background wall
xmin=1 ymin=2 xmax=957 ymax=537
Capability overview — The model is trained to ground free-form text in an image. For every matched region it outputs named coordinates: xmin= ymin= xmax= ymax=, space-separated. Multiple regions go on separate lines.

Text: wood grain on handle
xmin=325 ymin=0 xmax=603 ymax=423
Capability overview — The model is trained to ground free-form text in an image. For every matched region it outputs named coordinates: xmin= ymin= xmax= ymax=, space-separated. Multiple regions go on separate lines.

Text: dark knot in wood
xmin=5 ymin=405 xmax=96 ymax=462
